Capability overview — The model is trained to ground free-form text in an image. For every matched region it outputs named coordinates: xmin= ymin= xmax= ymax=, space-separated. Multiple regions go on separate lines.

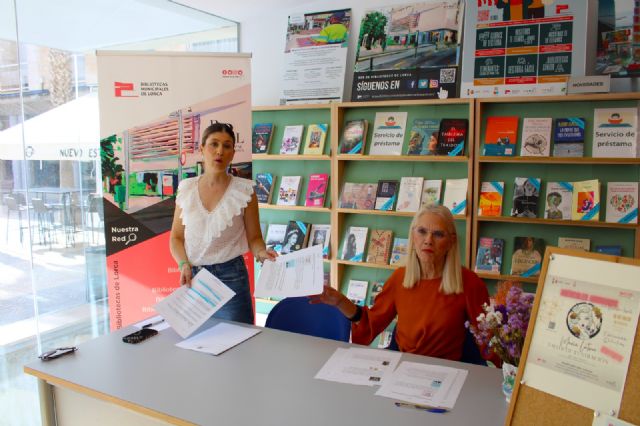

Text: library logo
xmin=114 ymin=82 xmax=138 ymax=98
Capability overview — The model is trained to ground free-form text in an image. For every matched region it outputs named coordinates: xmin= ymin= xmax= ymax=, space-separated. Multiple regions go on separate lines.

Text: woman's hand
xmin=308 ymin=285 xmax=345 ymax=307
xmin=180 ymin=263 xmax=193 ymax=287
xmin=256 ymin=248 xmax=278 ymax=263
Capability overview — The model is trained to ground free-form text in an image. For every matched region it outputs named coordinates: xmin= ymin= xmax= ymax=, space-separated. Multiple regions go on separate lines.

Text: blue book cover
xmin=407 ymin=118 xmax=440 ymax=155
xmin=553 ymin=118 xmax=585 ymax=157
xmin=595 ymin=245 xmax=622 ymax=256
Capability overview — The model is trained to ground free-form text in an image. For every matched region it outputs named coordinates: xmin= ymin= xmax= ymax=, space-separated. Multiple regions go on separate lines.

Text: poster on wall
xmin=280 ymin=8 xmax=351 ymax=104
xmin=595 ymin=0 xmax=640 ymax=90
xmin=351 ymin=0 xmax=463 ymax=102
xmin=97 ymin=51 xmax=252 ymax=330
xmin=460 ymin=0 xmax=590 ymax=98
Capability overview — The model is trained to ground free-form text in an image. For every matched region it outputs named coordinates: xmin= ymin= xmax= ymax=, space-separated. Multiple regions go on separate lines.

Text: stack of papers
xmin=176 ymin=323 xmax=261 ymax=356
xmin=315 ymin=348 xmax=402 ymax=386
xmin=375 ymin=361 xmax=468 ymax=409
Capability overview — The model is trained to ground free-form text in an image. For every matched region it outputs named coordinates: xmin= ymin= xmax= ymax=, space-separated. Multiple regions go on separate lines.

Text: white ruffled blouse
xmin=176 ymin=176 xmax=254 ymax=266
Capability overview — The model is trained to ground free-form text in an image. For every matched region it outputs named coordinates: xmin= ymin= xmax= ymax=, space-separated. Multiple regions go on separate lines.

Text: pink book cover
xmin=305 ymin=174 xmax=329 ymax=207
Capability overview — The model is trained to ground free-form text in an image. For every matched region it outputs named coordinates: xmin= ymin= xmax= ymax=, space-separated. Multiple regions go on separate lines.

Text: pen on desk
xmin=142 ymin=319 xmax=165 ymax=329
xmin=394 ymin=402 xmax=448 ymax=414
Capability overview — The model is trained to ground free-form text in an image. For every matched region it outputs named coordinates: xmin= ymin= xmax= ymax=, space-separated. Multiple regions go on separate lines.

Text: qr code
xmin=440 ymin=68 xmax=456 ymax=84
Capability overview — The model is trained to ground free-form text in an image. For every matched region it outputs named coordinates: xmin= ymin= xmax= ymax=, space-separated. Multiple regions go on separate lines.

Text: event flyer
xmin=281 ymin=9 xmax=351 ymax=104
xmin=523 ymin=260 xmax=640 ymax=413
xmin=461 ymin=0 xmax=590 ymax=97
xmin=351 ymin=1 xmax=463 ymax=101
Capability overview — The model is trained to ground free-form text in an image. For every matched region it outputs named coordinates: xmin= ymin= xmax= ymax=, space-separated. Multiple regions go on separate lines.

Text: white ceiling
xmin=173 ymin=0 xmax=316 ymax=22
xmin=0 ymin=0 xmax=237 ymax=52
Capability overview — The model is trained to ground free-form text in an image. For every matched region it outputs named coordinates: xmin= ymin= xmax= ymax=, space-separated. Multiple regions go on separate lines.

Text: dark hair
xmin=201 ymin=121 xmax=235 ymax=147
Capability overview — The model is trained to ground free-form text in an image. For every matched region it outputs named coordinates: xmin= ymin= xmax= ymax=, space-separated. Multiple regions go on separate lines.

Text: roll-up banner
xmin=97 ymin=51 xmax=252 ymax=330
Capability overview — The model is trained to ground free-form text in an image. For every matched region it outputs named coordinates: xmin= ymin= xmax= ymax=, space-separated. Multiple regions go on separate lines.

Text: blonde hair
xmin=402 ymin=205 xmax=462 ymax=294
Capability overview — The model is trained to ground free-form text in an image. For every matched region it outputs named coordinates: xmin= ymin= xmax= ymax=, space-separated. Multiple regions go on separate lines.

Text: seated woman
xmin=310 ymin=204 xmax=493 ymax=362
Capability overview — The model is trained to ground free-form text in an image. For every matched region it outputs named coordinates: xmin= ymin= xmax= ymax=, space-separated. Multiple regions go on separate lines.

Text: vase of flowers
xmin=466 ymin=283 xmax=534 ymax=403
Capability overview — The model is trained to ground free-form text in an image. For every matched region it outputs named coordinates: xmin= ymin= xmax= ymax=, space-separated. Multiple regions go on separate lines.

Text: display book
xmin=483 ymin=108 xmax=640 ymax=159
xmin=260 ymin=174 xmax=328 ymax=207
xmin=340 ymin=225 xmax=407 ymax=267
xmin=253 ymin=122 xmax=329 ymax=156
xmin=339 ymin=116 xmax=468 ymax=156
xmin=264 ymin=221 xmax=330 ymax=258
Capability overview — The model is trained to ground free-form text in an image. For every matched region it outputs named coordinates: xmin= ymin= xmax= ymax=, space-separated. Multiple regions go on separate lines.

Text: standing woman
xmin=170 ymin=121 xmax=276 ymax=324
xmin=311 ymin=205 xmax=493 ymax=362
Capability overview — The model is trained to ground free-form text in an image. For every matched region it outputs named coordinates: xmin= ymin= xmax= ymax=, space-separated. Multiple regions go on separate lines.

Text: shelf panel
xmin=337 ymin=155 xmax=468 ymax=162
xmin=478 ymin=156 xmax=640 ymax=165
xmin=252 ymin=104 xmax=331 ymax=112
xmin=258 ymin=204 xmax=331 ymax=213
xmin=337 ymin=208 xmax=466 ymax=220
xmin=252 ymin=154 xmax=330 ymax=161
xmin=475 ymin=272 xmax=539 ymax=284
xmin=336 ymin=259 xmax=397 ymax=270
xmin=477 ymin=216 xmax=637 ymax=229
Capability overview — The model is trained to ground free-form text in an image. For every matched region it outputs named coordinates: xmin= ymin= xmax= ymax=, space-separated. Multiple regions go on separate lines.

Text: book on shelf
xmin=558 ymin=237 xmax=591 ymax=251
xmin=553 ymin=118 xmax=585 ymax=157
xmin=308 ymin=224 xmax=331 ymax=259
xmin=276 ymin=176 xmax=302 ymax=206
xmin=437 ymin=118 xmax=468 ymax=156
xmin=510 ymin=236 xmax=545 ymax=277
xmin=443 ymin=178 xmax=468 ymax=215
xmin=323 ymin=271 xmax=330 ymax=287
xmin=303 ymin=123 xmax=328 ymax=155
xmin=305 ymin=173 xmax=329 ymax=207
xmin=605 ymin=182 xmax=638 ymax=224
xmin=396 ymin=177 xmax=424 ymax=212
xmin=252 ymin=123 xmax=274 ymax=154
xmin=389 ymin=237 xmax=409 ymax=266
xmin=279 ymin=125 xmax=304 ymax=155
xmin=339 ymin=119 xmax=368 ymax=154
xmin=474 ymin=237 xmax=504 ymax=275
xmin=571 ymin=179 xmax=600 ymax=221
xmin=511 ymin=177 xmax=541 ymax=218
xmin=366 ymin=229 xmax=393 ymax=265
xmin=420 ymin=180 xmax=442 ymax=208
xmin=592 ymin=108 xmax=638 ymax=158
xmin=374 ymin=180 xmax=399 ymax=211
xmin=483 ymin=116 xmax=518 ymax=156
xmin=520 ymin=118 xmax=552 ymax=157
xmin=368 ymin=281 xmax=384 ymax=307
xmin=544 ymin=182 xmax=573 ymax=220
xmin=339 ymin=182 xmax=377 ymax=210
xmin=282 ymin=220 xmax=310 ymax=254
xmin=407 ymin=118 xmax=440 ymax=155
xmin=264 ymin=224 xmax=287 ymax=254
xmin=369 ymin=112 xmax=408 ymax=156
xmin=341 ymin=226 xmax=369 ymax=262
xmin=255 ymin=173 xmax=276 ymax=204
xmin=346 ymin=280 xmax=369 ymax=307
xmin=478 ymin=181 xmax=504 ymax=217
xmin=595 ymin=245 xmax=622 ymax=256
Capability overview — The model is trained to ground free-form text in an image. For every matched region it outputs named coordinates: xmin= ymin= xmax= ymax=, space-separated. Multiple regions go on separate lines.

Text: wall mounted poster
xmin=522 ymin=253 xmax=640 ymax=415
xmin=97 ymin=51 xmax=252 ymax=330
xmin=281 ymin=9 xmax=351 ymax=104
xmin=351 ymin=0 xmax=463 ymax=101
xmin=461 ymin=0 xmax=590 ymax=98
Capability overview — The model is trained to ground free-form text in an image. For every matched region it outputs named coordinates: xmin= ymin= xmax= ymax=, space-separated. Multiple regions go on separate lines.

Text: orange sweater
xmin=352 ymin=267 xmax=490 ymax=361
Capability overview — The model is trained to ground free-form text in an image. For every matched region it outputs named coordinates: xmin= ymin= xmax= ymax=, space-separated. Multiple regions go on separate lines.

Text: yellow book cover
xmin=571 ymin=179 xmax=600 ymax=221
xmin=366 ymin=229 xmax=393 ymax=265
xmin=303 ymin=123 xmax=328 ymax=155
xmin=478 ymin=181 xmax=504 ymax=216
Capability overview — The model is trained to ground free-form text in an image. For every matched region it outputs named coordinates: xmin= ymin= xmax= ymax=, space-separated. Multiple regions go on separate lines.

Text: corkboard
xmin=506 ymin=247 xmax=640 ymax=426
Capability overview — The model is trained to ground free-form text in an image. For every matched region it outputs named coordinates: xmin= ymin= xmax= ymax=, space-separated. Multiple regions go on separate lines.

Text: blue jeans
xmin=192 ymin=255 xmax=254 ymax=325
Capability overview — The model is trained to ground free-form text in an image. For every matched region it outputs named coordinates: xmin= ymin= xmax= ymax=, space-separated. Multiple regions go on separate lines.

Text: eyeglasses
xmin=413 ymin=227 xmax=449 ymax=240
xmin=39 ymin=346 xmax=77 ymax=361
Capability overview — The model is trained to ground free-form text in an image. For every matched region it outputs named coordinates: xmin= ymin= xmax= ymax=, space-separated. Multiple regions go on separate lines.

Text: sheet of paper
xmin=175 ymin=322 xmax=261 ymax=356
xmin=132 ymin=315 xmax=171 ymax=331
xmin=154 ymin=269 xmax=236 ymax=338
xmin=315 ymin=347 xmax=402 ymax=386
xmin=255 ymin=244 xmax=323 ymax=298
xmin=375 ymin=361 xmax=468 ymax=409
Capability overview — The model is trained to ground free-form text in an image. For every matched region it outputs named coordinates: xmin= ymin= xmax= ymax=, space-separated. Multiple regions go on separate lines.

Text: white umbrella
xmin=0 ymin=93 xmax=99 ymax=161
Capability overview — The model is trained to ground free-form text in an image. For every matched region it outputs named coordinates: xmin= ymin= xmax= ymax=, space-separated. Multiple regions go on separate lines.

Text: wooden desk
xmin=24 ymin=320 xmax=507 ymax=426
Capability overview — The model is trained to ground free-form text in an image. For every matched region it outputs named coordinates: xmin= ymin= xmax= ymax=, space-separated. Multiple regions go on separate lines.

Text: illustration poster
xmin=281 ymin=8 xmax=351 ymax=104
xmin=461 ymin=0 xmax=590 ymax=97
xmin=97 ymin=51 xmax=252 ymax=330
xmin=351 ymin=0 xmax=463 ymax=101
xmin=523 ymin=254 xmax=640 ymax=414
